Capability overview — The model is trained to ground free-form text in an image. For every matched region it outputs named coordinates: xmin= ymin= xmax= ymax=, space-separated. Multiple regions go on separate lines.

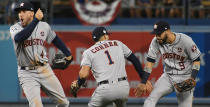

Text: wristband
xmin=77 ymin=77 xmax=86 ymax=87
xmin=191 ymin=69 xmax=199 ymax=79
xmin=141 ymin=71 xmax=150 ymax=84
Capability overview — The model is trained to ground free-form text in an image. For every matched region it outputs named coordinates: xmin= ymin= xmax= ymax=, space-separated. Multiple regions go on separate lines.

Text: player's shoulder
xmin=176 ymin=32 xmax=193 ymax=42
xmin=175 ymin=32 xmax=196 ymax=47
xmin=150 ymin=37 xmax=159 ymax=45
xmin=38 ymin=21 xmax=50 ymax=27
xmin=10 ymin=22 xmax=22 ymax=33
xmin=10 ymin=22 xmax=21 ymax=30
xmin=86 ymin=40 xmax=121 ymax=51
xmin=84 ymin=44 xmax=95 ymax=54
xmin=110 ymin=40 xmax=124 ymax=45
xmin=113 ymin=40 xmax=122 ymax=43
xmin=151 ymin=37 xmax=157 ymax=41
xmin=106 ymin=40 xmax=126 ymax=47
xmin=82 ymin=48 xmax=91 ymax=56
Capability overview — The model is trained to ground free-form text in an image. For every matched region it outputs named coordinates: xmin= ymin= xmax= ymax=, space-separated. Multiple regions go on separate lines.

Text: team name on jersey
xmin=23 ymin=39 xmax=44 ymax=47
xmin=162 ymin=53 xmax=185 ymax=62
xmin=91 ymin=41 xmax=118 ymax=53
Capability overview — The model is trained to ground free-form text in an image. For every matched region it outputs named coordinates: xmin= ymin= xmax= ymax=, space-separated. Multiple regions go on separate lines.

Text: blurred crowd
xmin=57 ymin=0 xmax=210 ymax=19
xmin=0 ymin=0 xmax=210 ymax=25
xmin=120 ymin=0 xmax=210 ymax=18
xmin=0 ymin=0 xmax=18 ymax=24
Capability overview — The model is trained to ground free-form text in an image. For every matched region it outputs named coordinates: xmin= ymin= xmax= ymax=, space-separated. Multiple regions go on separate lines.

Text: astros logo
xmin=40 ymin=31 xmax=44 ymax=36
xmin=177 ymin=47 xmax=182 ymax=53
xmin=20 ymin=3 xmax=24 ymax=7
xmin=154 ymin=24 xmax=158 ymax=29
xmin=191 ymin=45 xmax=197 ymax=52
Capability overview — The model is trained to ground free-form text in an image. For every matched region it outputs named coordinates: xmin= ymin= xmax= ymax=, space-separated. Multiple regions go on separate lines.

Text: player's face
xmin=18 ymin=10 xmax=34 ymax=27
xmin=156 ymin=31 xmax=168 ymax=45
xmin=104 ymin=35 xmax=109 ymax=40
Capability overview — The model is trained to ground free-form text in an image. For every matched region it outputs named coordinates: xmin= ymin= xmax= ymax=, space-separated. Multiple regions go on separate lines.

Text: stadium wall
xmin=0 ymin=25 xmax=210 ymax=105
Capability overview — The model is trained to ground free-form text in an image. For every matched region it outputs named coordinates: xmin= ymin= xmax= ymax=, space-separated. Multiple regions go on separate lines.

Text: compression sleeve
xmin=52 ymin=35 xmax=71 ymax=56
xmin=127 ymin=53 xmax=144 ymax=79
xmin=14 ymin=18 xmax=39 ymax=42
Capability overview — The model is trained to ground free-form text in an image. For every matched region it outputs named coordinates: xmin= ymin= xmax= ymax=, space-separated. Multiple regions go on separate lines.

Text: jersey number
xmin=179 ymin=62 xmax=185 ymax=70
xmin=104 ymin=50 xmax=114 ymax=65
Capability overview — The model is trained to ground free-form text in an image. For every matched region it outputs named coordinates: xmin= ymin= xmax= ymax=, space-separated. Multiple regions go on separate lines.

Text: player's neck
xmin=28 ymin=17 xmax=34 ymax=25
xmin=97 ymin=35 xmax=109 ymax=42
xmin=23 ymin=17 xmax=34 ymax=27
xmin=168 ymin=33 xmax=176 ymax=44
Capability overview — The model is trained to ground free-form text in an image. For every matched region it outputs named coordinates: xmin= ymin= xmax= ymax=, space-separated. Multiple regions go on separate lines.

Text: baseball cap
xmin=151 ymin=21 xmax=170 ymax=35
xmin=14 ymin=1 xmax=34 ymax=12
xmin=92 ymin=27 xmax=110 ymax=42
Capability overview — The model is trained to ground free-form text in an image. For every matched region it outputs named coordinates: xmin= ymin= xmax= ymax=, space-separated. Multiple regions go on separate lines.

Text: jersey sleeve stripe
xmin=125 ymin=51 xmax=132 ymax=58
xmin=191 ymin=52 xmax=201 ymax=61
xmin=147 ymin=54 xmax=157 ymax=60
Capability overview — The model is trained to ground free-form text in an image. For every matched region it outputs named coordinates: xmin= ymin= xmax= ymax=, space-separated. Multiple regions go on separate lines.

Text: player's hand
xmin=145 ymin=81 xmax=153 ymax=94
xmin=70 ymin=80 xmax=80 ymax=97
xmin=134 ymin=83 xmax=147 ymax=97
xmin=35 ymin=8 xmax=43 ymax=21
xmin=65 ymin=55 xmax=73 ymax=67
xmin=134 ymin=81 xmax=153 ymax=97
xmin=65 ymin=55 xmax=73 ymax=61
xmin=71 ymin=80 xmax=78 ymax=87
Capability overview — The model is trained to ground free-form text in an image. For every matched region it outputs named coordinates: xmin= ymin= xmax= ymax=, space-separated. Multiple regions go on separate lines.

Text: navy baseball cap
xmin=14 ymin=1 xmax=34 ymax=12
xmin=92 ymin=27 xmax=110 ymax=42
xmin=151 ymin=21 xmax=170 ymax=35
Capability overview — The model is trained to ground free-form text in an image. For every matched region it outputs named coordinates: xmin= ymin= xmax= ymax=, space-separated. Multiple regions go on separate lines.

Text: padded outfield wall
xmin=0 ymin=25 xmax=210 ymax=105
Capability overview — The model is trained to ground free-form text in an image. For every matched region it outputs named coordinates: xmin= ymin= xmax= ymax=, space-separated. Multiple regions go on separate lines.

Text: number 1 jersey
xmin=81 ymin=40 xmax=132 ymax=83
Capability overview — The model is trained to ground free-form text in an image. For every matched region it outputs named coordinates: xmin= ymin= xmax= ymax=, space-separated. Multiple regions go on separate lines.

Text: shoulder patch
xmin=191 ymin=45 xmax=197 ymax=52
xmin=177 ymin=47 xmax=182 ymax=53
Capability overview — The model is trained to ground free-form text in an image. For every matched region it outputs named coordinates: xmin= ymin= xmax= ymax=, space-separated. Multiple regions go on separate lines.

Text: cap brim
xmin=14 ymin=7 xmax=33 ymax=12
xmin=150 ymin=30 xmax=156 ymax=34
xmin=107 ymin=32 xmax=110 ymax=35
xmin=14 ymin=7 xmax=21 ymax=12
xmin=150 ymin=30 xmax=163 ymax=35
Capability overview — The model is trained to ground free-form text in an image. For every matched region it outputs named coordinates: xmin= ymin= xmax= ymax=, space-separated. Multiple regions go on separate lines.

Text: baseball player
xmin=9 ymin=1 xmax=72 ymax=107
xmin=70 ymin=27 xmax=152 ymax=107
xmin=135 ymin=21 xmax=201 ymax=107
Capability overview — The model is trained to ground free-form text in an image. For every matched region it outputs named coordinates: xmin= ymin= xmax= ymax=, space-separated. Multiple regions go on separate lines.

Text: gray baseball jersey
xmin=144 ymin=32 xmax=201 ymax=107
xmin=10 ymin=21 xmax=69 ymax=107
xmin=147 ymin=32 xmax=200 ymax=81
xmin=81 ymin=40 xmax=132 ymax=83
xmin=10 ymin=21 xmax=55 ymax=66
xmin=81 ymin=40 xmax=130 ymax=107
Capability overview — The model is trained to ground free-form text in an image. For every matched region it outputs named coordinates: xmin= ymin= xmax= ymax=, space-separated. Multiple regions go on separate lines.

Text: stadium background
xmin=0 ymin=0 xmax=210 ymax=107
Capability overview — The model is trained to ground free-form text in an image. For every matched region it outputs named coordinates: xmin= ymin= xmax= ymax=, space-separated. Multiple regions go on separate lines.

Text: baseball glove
xmin=174 ymin=78 xmax=196 ymax=92
xmin=51 ymin=53 xmax=73 ymax=70
xmin=70 ymin=80 xmax=80 ymax=97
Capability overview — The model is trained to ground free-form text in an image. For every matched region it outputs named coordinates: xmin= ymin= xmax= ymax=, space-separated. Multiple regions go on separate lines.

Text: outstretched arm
xmin=52 ymin=36 xmax=72 ymax=60
xmin=127 ymin=53 xmax=144 ymax=78
xmin=70 ymin=65 xmax=90 ymax=97
xmin=141 ymin=58 xmax=154 ymax=83
xmin=134 ymin=57 xmax=155 ymax=97
xmin=78 ymin=65 xmax=90 ymax=86
xmin=127 ymin=53 xmax=154 ymax=84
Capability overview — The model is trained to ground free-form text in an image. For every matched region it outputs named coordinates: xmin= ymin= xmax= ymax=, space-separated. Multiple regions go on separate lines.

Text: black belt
xmin=98 ymin=77 xmax=127 ymax=86
xmin=20 ymin=66 xmax=37 ymax=70
xmin=20 ymin=62 xmax=46 ymax=70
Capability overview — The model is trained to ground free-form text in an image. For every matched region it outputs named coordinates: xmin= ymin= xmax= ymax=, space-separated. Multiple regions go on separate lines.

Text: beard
xmin=158 ymin=34 xmax=168 ymax=45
